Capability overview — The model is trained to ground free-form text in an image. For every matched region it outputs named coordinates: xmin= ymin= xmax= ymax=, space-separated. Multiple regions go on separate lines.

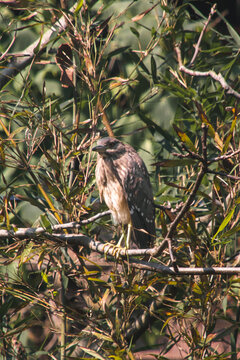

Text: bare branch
xmin=0 ymin=31 xmax=16 ymax=61
xmin=208 ymin=169 xmax=240 ymax=181
xmin=1 ymin=226 xmax=240 ymax=275
xmin=128 ymin=258 xmax=240 ymax=275
xmin=189 ymin=3 xmax=217 ymax=66
xmin=0 ymin=210 xmax=111 ymax=238
xmin=166 ymin=166 xmax=205 ymax=240
xmin=152 ymin=163 xmax=206 ymax=263
xmin=175 ymin=45 xmax=240 ymax=99
xmin=208 ymin=149 xmax=240 ymax=163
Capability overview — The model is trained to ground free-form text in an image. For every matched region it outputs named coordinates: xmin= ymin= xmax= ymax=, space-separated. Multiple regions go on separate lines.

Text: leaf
xmin=80 ymin=347 xmax=107 ymax=360
xmin=173 ymin=125 xmax=197 ymax=152
xmin=212 ymin=207 xmax=235 ymax=242
xmin=107 ymin=46 xmax=130 ymax=58
xmin=130 ymin=51 xmax=150 ymax=75
xmin=20 ymin=241 xmax=34 ymax=265
xmin=41 ymin=271 xmax=48 ymax=284
xmin=61 ymin=272 xmax=69 ymax=290
xmin=16 ymin=193 xmax=45 ymax=211
xmin=55 ymin=43 xmax=74 ymax=88
xmin=154 ymin=159 xmax=195 ymax=167
xmin=8 ymin=126 xmax=25 ymax=140
xmin=74 ymin=0 xmax=84 ymax=15
xmin=40 ymin=214 xmax=52 ymax=232
xmin=216 ymin=10 xmax=240 ymax=46
xmin=222 ymin=108 xmax=237 ymax=153
xmin=37 ymin=183 xmax=63 ymax=224
xmin=109 ymin=77 xmax=132 ymax=89
xmin=151 ymin=55 xmax=157 ymax=83
xmin=0 ymin=144 xmax=5 ymax=164
xmin=195 ymin=102 xmax=223 ymax=151
xmin=131 ymin=3 xmax=158 ymax=22
xmin=87 ymin=277 xmax=105 ymax=283
xmin=130 ymin=26 xmax=139 ymax=38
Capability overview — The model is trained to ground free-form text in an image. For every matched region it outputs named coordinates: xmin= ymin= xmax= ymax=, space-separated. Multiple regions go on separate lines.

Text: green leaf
xmin=20 ymin=241 xmax=34 ymax=265
xmin=173 ymin=125 xmax=197 ymax=152
xmin=87 ymin=277 xmax=105 ymax=283
xmin=130 ymin=51 xmax=150 ymax=75
xmin=155 ymin=159 xmax=195 ymax=167
xmin=151 ymin=55 xmax=157 ymax=83
xmin=80 ymin=347 xmax=107 ymax=360
xmin=74 ymin=0 xmax=84 ymax=15
xmin=217 ymin=10 xmax=240 ymax=46
xmin=223 ymin=108 xmax=237 ymax=153
xmin=212 ymin=207 xmax=235 ymax=242
xmin=61 ymin=272 xmax=69 ymax=290
xmin=108 ymin=46 xmax=130 ymax=58
xmin=40 ymin=214 xmax=52 ymax=232
xmin=41 ymin=271 xmax=48 ymax=284
xmin=130 ymin=26 xmax=139 ymax=38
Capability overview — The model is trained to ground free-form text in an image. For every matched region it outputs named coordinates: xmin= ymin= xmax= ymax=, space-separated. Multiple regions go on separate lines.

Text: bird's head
xmin=93 ymin=137 xmax=126 ymax=158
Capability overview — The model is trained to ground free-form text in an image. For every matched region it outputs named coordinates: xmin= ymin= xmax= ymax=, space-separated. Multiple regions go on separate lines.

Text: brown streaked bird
xmin=93 ymin=137 xmax=155 ymax=249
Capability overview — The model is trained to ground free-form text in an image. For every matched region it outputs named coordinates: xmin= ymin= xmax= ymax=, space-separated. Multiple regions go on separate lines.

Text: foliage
xmin=0 ymin=0 xmax=240 ymax=359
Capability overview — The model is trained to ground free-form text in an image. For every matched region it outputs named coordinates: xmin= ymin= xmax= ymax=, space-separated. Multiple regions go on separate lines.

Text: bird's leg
xmin=116 ymin=225 xmax=125 ymax=248
xmin=102 ymin=224 xmax=130 ymax=259
xmin=117 ymin=223 xmax=131 ymax=249
xmin=126 ymin=223 xmax=132 ymax=249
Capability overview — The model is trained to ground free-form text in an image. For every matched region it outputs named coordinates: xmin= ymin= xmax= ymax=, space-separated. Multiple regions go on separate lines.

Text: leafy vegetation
xmin=0 ymin=0 xmax=240 ymax=359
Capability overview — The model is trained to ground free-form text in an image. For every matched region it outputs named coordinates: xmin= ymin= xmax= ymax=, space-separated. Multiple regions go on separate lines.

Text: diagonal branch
xmin=189 ymin=3 xmax=217 ymax=66
xmin=152 ymin=125 xmax=208 ymax=264
xmin=175 ymin=45 xmax=240 ymax=99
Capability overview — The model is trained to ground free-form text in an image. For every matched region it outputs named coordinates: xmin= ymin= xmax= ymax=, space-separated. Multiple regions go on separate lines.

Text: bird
xmin=93 ymin=137 xmax=155 ymax=249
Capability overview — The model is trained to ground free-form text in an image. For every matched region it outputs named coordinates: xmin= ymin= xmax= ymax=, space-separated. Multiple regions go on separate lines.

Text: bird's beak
xmin=92 ymin=144 xmax=107 ymax=153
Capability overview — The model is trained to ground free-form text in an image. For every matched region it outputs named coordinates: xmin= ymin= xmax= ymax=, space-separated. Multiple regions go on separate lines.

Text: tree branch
xmin=0 ymin=210 xmax=111 ymax=238
xmin=1 ymin=227 xmax=240 ymax=275
xmin=189 ymin=3 xmax=216 ymax=66
xmin=175 ymin=45 xmax=240 ymax=99
xmin=152 ymin=165 xmax=206 ymax=260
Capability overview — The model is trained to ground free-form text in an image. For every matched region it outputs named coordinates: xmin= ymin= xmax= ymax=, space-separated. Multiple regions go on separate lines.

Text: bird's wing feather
xmin=122 ymin=149 xmax=155 ymax=248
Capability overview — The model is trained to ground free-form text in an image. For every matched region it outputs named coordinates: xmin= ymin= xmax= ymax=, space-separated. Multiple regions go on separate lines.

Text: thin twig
xmin=0 ymin=32 xmax=16 ymax=61
xmin=189 ymin=3 xmax=216 ymax=66
xmin=152 ymin=125 xmax=208 ymax=264
xmin=0 ymin=210 xmax=111 ymax=238
xmin=165 ymin=167 xmax=204 ymax=242
xmin=208 ymin=149 xmax=240 ymax=163
xmin=175 ymin=45 xmax=240 ymax=100
xmin=208 ymin=170 xmax=240 ymax=181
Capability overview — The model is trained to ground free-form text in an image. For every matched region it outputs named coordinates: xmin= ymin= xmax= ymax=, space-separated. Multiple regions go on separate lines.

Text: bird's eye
xmin=108 ymin=141 xmax=116 ymax=148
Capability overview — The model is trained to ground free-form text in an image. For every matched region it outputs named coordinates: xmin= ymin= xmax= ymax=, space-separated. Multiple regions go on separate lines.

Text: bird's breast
xmin=95 ymin=158 xmax=131 ymax=225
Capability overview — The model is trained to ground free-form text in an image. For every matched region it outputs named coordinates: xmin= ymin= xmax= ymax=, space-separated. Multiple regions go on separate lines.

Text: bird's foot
xmin=102 ymin=242 xmax=127 ymax=259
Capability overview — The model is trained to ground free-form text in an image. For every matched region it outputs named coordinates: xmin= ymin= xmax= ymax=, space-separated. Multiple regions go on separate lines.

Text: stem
xmin=60 ymin=269 xmax=66 ymax=360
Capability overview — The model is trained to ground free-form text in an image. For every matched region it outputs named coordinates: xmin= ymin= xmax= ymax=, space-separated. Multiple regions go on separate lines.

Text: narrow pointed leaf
xmin=212 ymin=207 xmax=235 ymax=242
xmin=173 ymin=125 xmax=197 ymax=152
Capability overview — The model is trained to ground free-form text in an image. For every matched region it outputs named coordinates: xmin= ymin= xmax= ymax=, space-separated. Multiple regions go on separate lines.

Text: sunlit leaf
xmin=212 ymin=207 xmax=235 ymax=242
xmin=173 ymin=124 xmax=197 ymax=152
xmin=80 ymin=346 xmax=107 ymax=359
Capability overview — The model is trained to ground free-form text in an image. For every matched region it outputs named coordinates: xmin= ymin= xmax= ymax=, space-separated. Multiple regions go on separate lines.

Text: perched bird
xmin=93 ymin=137 xmax=155 ymax=249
